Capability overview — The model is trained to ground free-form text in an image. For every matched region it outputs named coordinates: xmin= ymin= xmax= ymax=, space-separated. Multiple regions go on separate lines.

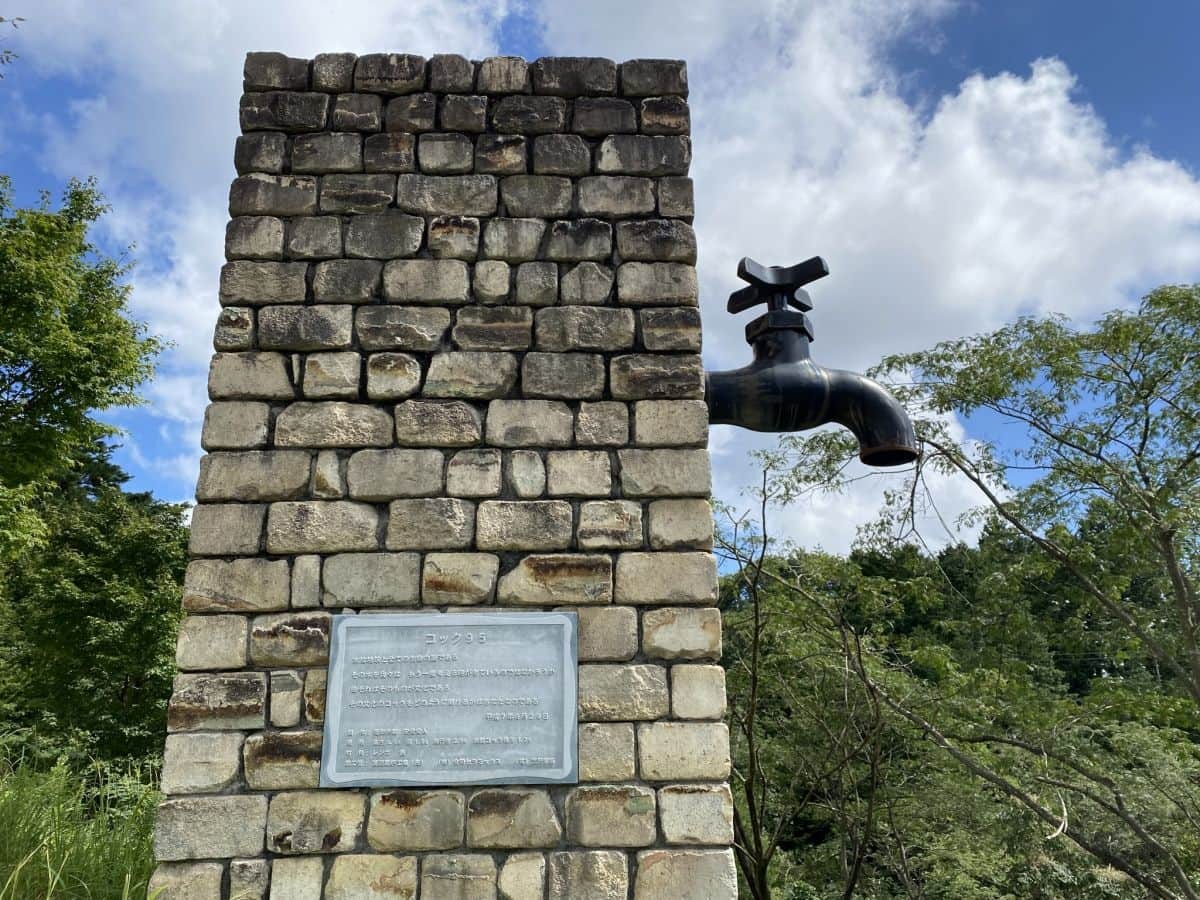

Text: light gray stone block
xmin=354 ymin=53 xmax=426 ymax=94
xmin=577 ymin=500 xmax=642 ymax=549
xmin=386 ymin=498 xmax=475 ymax=549
xmin=486 ymin=400 xmax=573 ymax=447
xmin=175 ymin=614 xmax=248 ymax=670
xmin=423 ymin=553 xmax=499 ymax=605
xmin=575 ymin=402 xmax=628 ymax=447
xmin=615 ymin=552 xmax=717 ymax=605
xmin=274 ymin=401 xmax=393 ymax=447
xmin=357 ymin=306 xmax=450 ymax=351
xmin=476 ymin=500 xmax=573 ymax=550
xmin=344 ymin=212 xmax=424 ymax=259
xmin=447 ymin=449 xmax=503 ymax=496
xmin=384 ymin=259 xmax=471 ymax=303
xmin=467 ymin=789 xmax=562 ymax=848
xmin=201 ymin=401 xmax=270 ymax=450
xmin=497 ymin=554 xmax=612 ymax=605
xmin=226 ymin=216 xmax=284 ymax=260
xmin=183 ymin=557 xmax=289 ymax=612
xmin=266 ymin=501 xmax=380 ymax=553
xmin=395 ymin=400 xmax=482 ymax=446
xmin=196 ymin=451 xmax=311 ymax=502
xmin=579 ymin=664 xmax=669 ymax=721
xmin=395 ymin=174 xmax=498 ymax=216
xmin=323 ymin=552 xmax=421 ymax=606
xmin=428 ymin=215 xmax=481 ymax=260
xmin=267 ymin=790 xmax=365 ymax=854
xmin=154 ymin=795 xmax=267 ymax=861
xmin=161 ymin=732 xmax=243 ymax=794
xmin=560 ymin=262 xmax=614 ymax=306
xmin=292 ymin=132 xmax=362 ymax=173
xmin=565 ymin=785 xmax=656 ymax=847
xmin=229 ymin=173 xmax=317 ymax=216
xmin=303 ymin=351 xmax=361 ymax=400
xmin=347 ymin=448 xmax=444 ymax=500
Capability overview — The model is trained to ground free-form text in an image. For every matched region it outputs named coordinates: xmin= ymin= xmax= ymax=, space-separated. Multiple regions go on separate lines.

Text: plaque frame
xmin=319 ymin=611 xmax=579 ymax=788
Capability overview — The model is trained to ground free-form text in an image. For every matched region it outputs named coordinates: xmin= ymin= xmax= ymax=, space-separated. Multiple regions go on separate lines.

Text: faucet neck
xmin=746 ymin=308 xmax=814 ymax=363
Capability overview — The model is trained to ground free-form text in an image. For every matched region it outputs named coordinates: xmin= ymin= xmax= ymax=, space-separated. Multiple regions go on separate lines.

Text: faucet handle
xmin=727 ymin=256 xmax=829 ymax=314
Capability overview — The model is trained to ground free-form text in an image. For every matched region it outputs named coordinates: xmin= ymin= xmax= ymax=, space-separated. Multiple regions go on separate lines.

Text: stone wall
xmin=152 ymin=51 xmax=734 ymax=899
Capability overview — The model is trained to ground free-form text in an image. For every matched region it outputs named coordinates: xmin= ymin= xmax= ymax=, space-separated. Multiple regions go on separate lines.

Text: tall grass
xmin=0 ymin=759 xmax=158 ymax=899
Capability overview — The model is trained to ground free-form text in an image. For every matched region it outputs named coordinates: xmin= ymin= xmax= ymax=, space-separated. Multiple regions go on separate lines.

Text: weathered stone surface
xmin=532 ymin=57 xmax=616 ymax=96
xmin=183 ymin=558 xmax=289 ymax=612
xmin=226 ymin=216 xmax=283 ymax=260
xmin=386 ymin=92 xmax=437 ymax=132
xmin=195 ymin=451 xmax=310 ymax=502
xmin=243 ymin=729 xmax=322 ymax=789
xmin=523 ymin=353 xmax=605 ymax=400
xmin=266 ymin=500 xmax=380 ymax=553
xmin=648 ymin=497 xmax=713 ymax=550
xmin=364 ymin=352 xmax=422 ymax=399
xmin=386 ymin=498 xmax=475 ymax=549
xmin=395 ymin=400 xmax=481 ymax=446
xmin=633 ymin=399 xmax=707 ymax=445
xmin=497 ymin=554 xmax=612 ymax=605
xmin=577 ymin=723 xmax=636 ymax=782
xmin=579 ymin=664 xmax=669 ymax=721
xmin=396 ymin=174 xmax=498 ymax=216
xmin=476 ymin=134 xmax=527 ymax=174
xmin=441 ymin=95 xmax=488 ymax=133
xmin=423 ymin=553 xmax=499 ymax=604
xmin=536 ymin=308 xmax=633 ymax=352
xmin=287 ymin=216 xmax=342 ymax=259
xmin=560 ymin=262 xmax=614 ymax=306
xmin=576 ymin=176 xmax=655 ymax=218
xmin=419 ymin=132 xmax=475 ymax=174
xmin=618 ymin=449 xmax=710 ymax=497
xmin=425 ymin=352 xmax=519 ymax=398
xmin=314 ymin=53 xmax=357 ymax=92
xmin=596 ymin=135 xmax=690 ymax=177
xmin=621 ymin=59 xmax=689 ymax=97
xmin=639 ymin=306 xmax=701 ymax=351
xmin=575 ymin=402 xmax=628 ymax=447
xmin=506 ymin=450 xmax=546 ymax=498
xmin=250 ymin=612 xmax=331 ymax=667
xmin=355 ymin=53 xmax=426 ymax=94
xmin=384 ymin=259 xmax=471 ymax=303
xmin=501 ymin=176 xmax=571 ymax=217
xmin=430 ymin=54 xmax=475 ymax=92
xmin=498 ymin=853 xmax=545 ymax=900
xmin=320 ymin=173 xmax=395 ymax=213
xmin=168 ymin=672 xmax=266 ymax=732
xmin=548 ymin=851 xmax=628 ymax=900
xmin=240 ymin=91 xmax=329 ymax=133
xmin=292 ymin=132 xmax=362 ymax=173
xmin=148 ymin=861 xmax=224 ymax=900
xmin=638 ymin=722 xmax=730 ymax=780
xmin=422 ymin=854 xmax=497 ymax=900
xmin=313 ymin=450 xmax=345 ymax=497
xmin=641 ymin=95 xmax=690 ymax=135
xmin=468 ymin=789 xmax=562 ymax=848
xmin=658 ymin=177 xmax=694 ymax=219
xmin=642 ymin=607 xmax=721 ymax=659
xmin=576 ymin=500 xmax=642 ymax=550
xmin=454 ymin=306 xmax=532 ymax=350
xmin=672 ymin=664 xmax=727 ymax=720
xmin=326 ymin=855 xmax=418 ymax=900
xmin=201 ymin=401 xmax=270 ymax=450
xmin=230 ymin=173 xmax=317 ymax=216
xmin=272 ymin=670 xmax=304 ymax=726
xmin=610 ymin=355 xmax=703 ymax=400
xmin=323 ymin=552 xmax=421 ymax=606
xmin=161 ymin=732 xmax=243 ymax=794
xmin=476 ymin=501 xmax=573 ymax=550
xmin=364 ymin=132 xmax=417 ymax=172
xmin=615 ymin=552 xmax=716 ymax=605
xmin=474 ymin=260 xmax=511 ymax=303
xmin=615 ymin=219 xmax=696 ymax=264
xmin=532 ymin=134 xmax=590 ymax=175
xmin=235 ymin=132 xmax=287 ymax=174
xmin=544 ymin=219 xmax=611 ymax=261
xmin=494 ymin=95 xmax=567 ymax=134
xmin=245 ymin=52 xmax=310 ymax=91
xmin=155 ymin=795 xmax=267 ymax=860
xmin=634 ymin=849 xmax=736 ymax=899
xmin=478 ymin=56 xmax=530 ymax=93
xmin=275 ymin=401 xmax=392 ymax=447
xmin=331 ymin=92 xmax=382 ymax=131
xmin=346 ymin=448 xmax=443 ymax=500
xmin=573 ymin=97 xmax=637 ymax=136
xmin=357 ymin=306 xmax=450 ymax=351
xmin=486 ymin=400 xmax=572 ymax=447
xmin=447 ymin=449 xmax=502 ymax=496
xmin=428 ymin=215 xmax=481 ymax=259
xmin=482 ymin=218 xmax=546 ymax=261
xmin=220 ymin=260 xmax=308 ymax=305
xmin=267 ymin=790 xmax=365 ymax=854
xmin=345 ymin=212 xmax=424 ymax=259
xmin=546 ymin=450 xmax=611 ymax=495
xmin=213 ymin=307 xmax=255 ymax=350
xmin=258 ymin=304 xmax=353 ymax=350
xmin=176 ymin=614 xmax=247 ymax=670
xmin=304 ymin=668 xmax=326 ymax=723
xmin=566 ymin=786 xmax=656 ymax=847
xmin=270 ymin=858 xmax=323 ymax=900
xmin=302 ymin=351 xmax=360 ymax=399
xmin=313 ymin=259 xmax=382 ymax=302
xmin=229 ymin=858 xmax=269 ymax=900
xmin=188 ymin=503 xmax=265 ymax=557
xmin=616 ymin=262 xmax=698 ymax=305
xmin=574 ymin=605 xmax=638 ymax=662
xmin=515 ymin=261 xmax=558 ymax=306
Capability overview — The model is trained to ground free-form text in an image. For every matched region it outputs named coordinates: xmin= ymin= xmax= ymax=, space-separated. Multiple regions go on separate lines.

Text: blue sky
xmin=3 ymin=0 xmax=1200 ymax=551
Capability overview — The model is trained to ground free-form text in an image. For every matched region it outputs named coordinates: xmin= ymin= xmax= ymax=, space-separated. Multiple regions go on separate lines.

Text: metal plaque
xmin=320 ymin=612 xmax=578 ymax=787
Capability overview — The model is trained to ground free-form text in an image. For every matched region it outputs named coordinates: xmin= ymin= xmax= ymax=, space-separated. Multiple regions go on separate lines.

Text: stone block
xmin=616 ymin=220 xmax=696 ymax=265
xmin=267 ymin=790 xmax=365 ymax=854
xmin=320 ymin=173 xmax=396 ymax=213
xmin=258 ymin=304 xmax=353 ymax=350
xmin=425 ymin=351 xmax=519 ymax=398
xmin=292 ymin=132 xmax=362 ymax=173
xmin=213 ymin=307 xmax=255 ymax=351
xmin=266 ymin=500 xmax=381 ymax=553
xmin=326 ymin=855 xmax=418 ymax=900
xmin=637 ymin=722 xmax=730 ymax=780
xmin=229 ymin=858 xmax=269 ymax=900
xmin=346 ymin=448 xmax=442 ymax=500
xmin=532 ymin=134 xmax=590 ymax=175
xmin=220 ymin=260 xmax=308 ymax=305
xmin=428 ymin=215 xmax=481 ymax=259
xmin=271 ymin=670 xmax=304 ymax=726
xmin=621 ymin=59 xmax=689 ymax=97
xmin=366 ymin=352 xmax=423 ymax=399
xmin=148 ymin=862 xmax=223 ymax=899
xmin=497 ymin=554 xmax=612 ymax=605
xmin=641 ymin=95 xmax=690 ymax=135
xmin=515 ymin=261 xmax=558 ymax=306
xmin=498 ymin=853 xmax=545 ymax=900
xmin=577 ymin=723 xmax=636 ymax=782
xmin=648 ymin=498 xmax=713 ymax=550
xmin=565 ymin=785 xmax=656 ymax=847
xmin=501 ymin=176 xmax=571 ymax=218
xmin=304 ymin=352 xmax=361 ymax=400
xmin=486 ymin=400 xmax=572 ymax=447
xmin=506 ymin=450 xmax=546 ymax=497
xmin=576 ymin=500 xmax=642 ymax=550
xmin=420 ymin=132 xmax=475 ymax=174
xmin=357 ymin=306 xmax=450 ymax=351
xmin=478 ymin=56 xmax=530 ymax=93
xmin=476 ymin=501 xmax=573 ymax=550
xmin=275 ymin=401 xmax=392 ymax=447
xmin=313 ymin=450 xmax=344 ymax=497
xmin=313 ymin=259 xmax=382 ymax=302
xmin=364 ymin=132 xmax=417 ymax=172
xmin=230 ymin=173 xmax=317 ymax=216
xmin=639 ymin=306 xmax=701 ymax=351
xmin=323 ymin=552 xmax=421 ymax=606
xmin=536 ymin=308 xmax=633 ymax=352
xmin=250 ymin=612 xmax=331 ymax=667
xmin=494 ymin=95 xmax=566 ymax=134
xmin=615 ymin=552 xmax=717 ymax=605
xmin=195 ymin=451 xmax=310 ymax=502
xmin=243 ymin=730 xmax=322 ymax=789
xmin=226 ymin=216 xmax=283 ymax=260
xmin=575 ymin=402 xmax=628 ymax=447
xmin=187 ymin=503 xmax=265 ymax=557
xmin=354 ymin=53 xmax=426 ymax=94
xmin=395 ymin=400 xmax=481 ymax=446
xmin=304 ymin=669 xmax=326 ymax=723
xmin=291 ymin=555 xmax=321 ymax=610
xmin=396 ymin=173 xmax=498 ymax=216
xmin=633 ymin=398 xmax=708 ymax=445
xmin=386 ymin=498 xmax=475 ymax=549
xmin=634 ymin=850 xmax=736 ymax=899
xmin=161 ymin=732 xmax=243 ymax=794
xmin=384 ymin=259 xmax=471 ymax=303
xmin=201 ymin=401 xmax=270 ymax=450
xmin=476 ymin=134 xmax=528 ymax=175
xmin=175 ymin=614 xmax=247 ymax=670
xmin=560 ymin=262 xmax=614 ymax=306
xmin=154 ymin=795 xmax=267 ymax=860
xmin=183 ymin=558 xmax=289 ymax=612
xmin=523 ymin=353 xmax=604 ymax=400
xmin=642 ymin=607 xmax=721 ymax=659
xmin=287 ymin=216 xmax=343 ymax=259
xmin=240 ymin=91 xmax=328 ymax=133
xmin=579 ymin=664 xmax=668 ymax=721
xmin=430 ymin=53 xmax=475 ymax=91
xmin=548 ymin=851 xmax=626 ymax=900
xmin=270 ymin=858 xmax=323 ymax=900
xmin=482 ymin=218 xmax=546 ymax=261
xmin=345 ymin=212 xmax=424 ymax=258
xmin=423 ymin=553 xmax=499 ymax=604
xmin=313 ymin=53 xmax=357 ymax=92
xmin=618 ymin=449 xmax=710 ymax=497
xmin=532 ymin=57 xmax=616 ymax=96
xmin=467 ymin=789 xmax=561 ymax=848
xmin=454 ymin=307 xmax=532 ymax=350
xmin=576 ymin=176 xmax=655 ymax=218
xmin=474 ymin=260 xmax=512 ymax=303
xmin=386 ymin=92 xmax=437 ymax=132
xmin=546 ymin=450 xmax=611 ymax=495
xmin=235 ymin=132 xmax=287 ymax=174
xmin=616 ymin=262 xmax=698 ymax=305
xmin=331 ymin=92 xmax=381 ymax=131
xmin=245 ymin=52 xmax=309 ymax=91
xmin=672 ymin=664 xmax=727 ymax=720
xmin=422 ymin=854 xmax=497 ymax=900
xmin=544 ymin=219 xmax=612 ymax=262
xmin=596 ymin=134 xmax=690 ymax=177
xmin=168 ymin=672 xmax=266 ymax=732
xmin=447 ymin=449 xmax=502 ymax=496
xmin=573 ymin=97 xmax=637 ymax=136
xmin=658 ymin=176 xmax=694 ymax=218
xmin=610 ymin=354 xmax=703 ymax=401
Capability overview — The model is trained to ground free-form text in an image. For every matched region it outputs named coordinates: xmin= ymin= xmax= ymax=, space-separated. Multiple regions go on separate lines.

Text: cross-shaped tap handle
xmin=726 ymin=255 xmax=830 ymax=314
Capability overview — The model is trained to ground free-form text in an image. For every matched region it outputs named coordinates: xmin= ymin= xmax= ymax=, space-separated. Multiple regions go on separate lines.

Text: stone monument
xmin=151 ymin=51 xmax=733 ymax=899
